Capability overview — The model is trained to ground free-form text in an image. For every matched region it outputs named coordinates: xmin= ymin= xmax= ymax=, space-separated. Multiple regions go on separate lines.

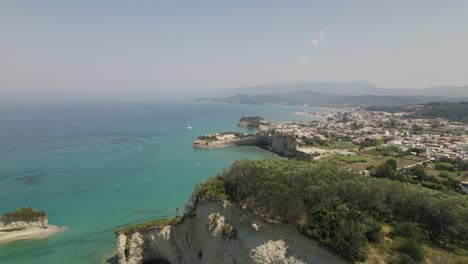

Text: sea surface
xmin=0 ymin=101 xmax=326 ymax=264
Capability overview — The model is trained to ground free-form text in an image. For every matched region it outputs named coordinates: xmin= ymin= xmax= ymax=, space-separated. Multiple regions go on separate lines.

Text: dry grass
xmin=364 ymin=224 xmax=468 ymax=264
xmin=424 ymin=244 xmax=468 ymax=264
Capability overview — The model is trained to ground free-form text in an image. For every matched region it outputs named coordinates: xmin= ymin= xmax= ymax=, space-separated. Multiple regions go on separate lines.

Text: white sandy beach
xmin=0 ymin=225 xmax=68 ymax=244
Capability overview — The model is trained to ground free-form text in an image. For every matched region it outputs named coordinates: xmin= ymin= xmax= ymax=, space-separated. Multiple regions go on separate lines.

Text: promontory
xmin=0 ymin=207 xmax=67 ymax=244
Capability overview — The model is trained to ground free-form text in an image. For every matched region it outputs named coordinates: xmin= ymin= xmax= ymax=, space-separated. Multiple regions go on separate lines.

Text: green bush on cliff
xmin=221 ymin=223 xmax=237 ymax=240
xmin=114 ymin=217 xmax=180 ymax=234
xmin=208 ymin=159 xmax=467 ymax=262
xmin=1 ymin=207 xmax=45 ymax=223
xmin=196 ymin=175 xmax=229 ymax=201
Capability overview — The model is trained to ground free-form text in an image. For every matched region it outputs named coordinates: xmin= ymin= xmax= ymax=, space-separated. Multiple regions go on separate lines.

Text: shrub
xmin=397 ymin=253 xmax=418 ymax=264
xmin=196 ymin=176 xmax=228 ymax=201
xmin=1 ymin=207 xmax=45 ymax=223
xmin=329 ymin=154 xmax=368 ymax=163
xmin=435 ymin=162 xmax=456 ymax=172
xmin=364 ymin=218 xmax=383 ymax=243
xmin=439 ymin=171 xmax=451 ymax=178
xmin=397 ymin=238 xmax=425 ymax=263
xmin=221 ymin=223 xmax=236 ymax=239
xmin=391 ymin=222 xmax=427 ymax=241
xmin=372 ymin=159 xmax=399 ymax=180
xmin=304 ymin=206 xmax=369 ymax=262
xmin=408 ymin=165 xmax=428 ymax=180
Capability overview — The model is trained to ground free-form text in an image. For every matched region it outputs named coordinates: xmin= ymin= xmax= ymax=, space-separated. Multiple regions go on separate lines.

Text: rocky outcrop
xmin=269 ymin=134 xmax=300 ymax=157
xmin=193 ymin=134 xmax=268 ymax=149
xmin=0 ymin=217 xmax=48 ymax=232
xmin=237 ymin=116 xmax=268 ymax=130
xmin=0 ymin=207 xmax=67 ymax=244
xmin=193 ymin=132 xmax=308 ymax=159
xmin=115 ymin=201 xmax=346 ymax=264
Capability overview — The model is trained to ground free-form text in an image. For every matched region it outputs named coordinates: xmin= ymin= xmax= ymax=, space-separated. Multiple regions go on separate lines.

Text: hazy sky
xmin=1 ymin=1 xmax=467 ymax=99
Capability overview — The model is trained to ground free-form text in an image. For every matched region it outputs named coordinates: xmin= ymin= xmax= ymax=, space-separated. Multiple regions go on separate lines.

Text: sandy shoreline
xmin=0 ymin=225 xmax=68 ymax=244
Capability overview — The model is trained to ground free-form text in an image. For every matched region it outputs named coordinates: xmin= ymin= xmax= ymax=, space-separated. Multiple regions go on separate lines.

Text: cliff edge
xmin=115 ymin=200 xmax=345 ymax=264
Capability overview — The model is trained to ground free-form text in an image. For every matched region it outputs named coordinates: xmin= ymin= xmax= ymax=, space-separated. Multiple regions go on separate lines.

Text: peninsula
xmin=114 ymin=159 xmax=468 ymax=264
xmin=114 ymin=102 xmax=468 ymax=263
xmin=0 ymin=207 xmax=67 ymax=244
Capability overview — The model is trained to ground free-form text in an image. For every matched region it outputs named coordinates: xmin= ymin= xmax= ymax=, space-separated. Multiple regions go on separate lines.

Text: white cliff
xmin=0 ymin=207 xmax=67 ymax=244
xmin=115 ymin=201 xmax=347 ymax=264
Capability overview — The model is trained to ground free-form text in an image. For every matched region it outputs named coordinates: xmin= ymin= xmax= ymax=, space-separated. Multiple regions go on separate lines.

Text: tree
xmin=372 ymin=159 xmax=399 ymax=180
xmin=408 ymin=165 xmax=428 ymax=181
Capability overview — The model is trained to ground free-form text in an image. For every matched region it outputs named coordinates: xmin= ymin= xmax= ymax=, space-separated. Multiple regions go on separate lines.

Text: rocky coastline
xmin=0 ymin=207 xmax=67 ymax=244
xmin=115 ymin=200 xmax=345 ymax=264
xmin=193 ymin=133 xmax=268 ymax=149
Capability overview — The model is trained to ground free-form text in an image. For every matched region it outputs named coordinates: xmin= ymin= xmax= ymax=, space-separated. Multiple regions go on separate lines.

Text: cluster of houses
xmin=262 ymin=108 xmax=468 ymax=161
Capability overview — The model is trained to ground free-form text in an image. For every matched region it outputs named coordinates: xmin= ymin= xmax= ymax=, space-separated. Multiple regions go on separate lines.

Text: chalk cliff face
xmin=269 ymin=134 xmax=298 ymax=157
xmin=115 ymin=201 xmax=346 ymax=264
xmin=0 ymin=216 xmax=48 ymax=232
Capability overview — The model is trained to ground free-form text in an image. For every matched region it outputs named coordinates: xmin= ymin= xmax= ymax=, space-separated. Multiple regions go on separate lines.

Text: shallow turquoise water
xmin=0 ymin=101 xmax=324 ymax=263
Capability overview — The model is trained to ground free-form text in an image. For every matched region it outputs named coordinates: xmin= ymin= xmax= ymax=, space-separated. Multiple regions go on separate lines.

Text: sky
xmin=1 ymin=0 xmax=467 ymax=99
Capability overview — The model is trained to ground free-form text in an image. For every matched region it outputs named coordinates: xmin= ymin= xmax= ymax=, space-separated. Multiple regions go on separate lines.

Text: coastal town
xmin=194 ymin=105 xmax=468 ymax=193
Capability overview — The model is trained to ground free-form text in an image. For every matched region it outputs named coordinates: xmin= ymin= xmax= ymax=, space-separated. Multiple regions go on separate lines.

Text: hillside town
xmin=274 ymin=107 xmax=468 ymax=161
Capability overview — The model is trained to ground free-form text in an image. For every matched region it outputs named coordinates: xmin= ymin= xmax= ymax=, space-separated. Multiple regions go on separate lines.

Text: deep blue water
xmin=0 ymin=101 xmax=325 ymax=263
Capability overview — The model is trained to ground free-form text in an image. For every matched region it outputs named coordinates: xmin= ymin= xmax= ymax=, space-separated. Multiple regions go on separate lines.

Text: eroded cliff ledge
xmin=115 ymin=200 xmax=346 ymax=264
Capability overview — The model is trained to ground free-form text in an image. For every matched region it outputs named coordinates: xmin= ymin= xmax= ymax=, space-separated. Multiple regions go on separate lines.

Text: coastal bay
xmin=0 ymin=101 xmax=325 ymax=264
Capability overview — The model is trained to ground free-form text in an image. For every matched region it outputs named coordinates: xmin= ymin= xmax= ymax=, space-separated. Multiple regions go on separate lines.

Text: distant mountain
xmin=229 ymin=81 xmax=468 ymax=97
xmin=196 ymin=90 xmax=467 ymax=107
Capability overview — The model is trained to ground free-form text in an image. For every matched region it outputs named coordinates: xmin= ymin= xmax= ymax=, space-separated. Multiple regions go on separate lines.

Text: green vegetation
xmin=435 ymin=162 xmax=456 ymax=172
xmin=239 ymin=116 xmax=265 ymax=129
xmin=372 ymin=159 xmax=399 ymax=180
xmin=301 ymin=136 xmax=358 ymax=149
xmin=435 ymin=157 xmax=468 ymax=171
xmin=371 ymin=159 xmax=464 ymax=194
xmin=388 ymin=222 xmax=428 ymax=263
xmin=198 ymin=132 xmax=251 ymax=141
xmin=409 ymin=102 xmax=468 ymax=123
xmin=328 ymin=141 xmax=358 ymax=149
xmin=371 ymin=145 xmax=425 ymax=158
xmin=327 ymin=154 xmax=368 ymax=163
xmin=391 ymin=222 xmax=427 ymax=242
xmin=358 ymin=138 xmax=384 ymax=148
xmin=195 ymin=159 xmax=468 ymax=262
xmin=368 ymin=101 xmax=468 ymax=123
xmin=395 ymin=238 xmax=425 ymax=263
xmin=198 ymin=134 xmax=218 ymax=141
xmin=1 ymin=207 xmax=45 ymax=223
xmin=220 ymin=223 xmax=236 ymax=239
xmin=375 ymin=145 xmax=403 ymax=156
xmin=196 ymin=175 xmax=229 ymax=201
xmin=115 ymin=217 xmax=180 ymax=234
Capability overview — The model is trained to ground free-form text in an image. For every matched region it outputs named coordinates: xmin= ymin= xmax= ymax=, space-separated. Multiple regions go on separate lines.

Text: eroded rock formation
xmin=115 ymin=201 xmax=346 ymax=264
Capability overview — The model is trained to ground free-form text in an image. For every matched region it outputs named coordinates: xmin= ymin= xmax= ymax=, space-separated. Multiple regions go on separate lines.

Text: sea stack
xmin=0 ymin=207 xmax=67 ymax=244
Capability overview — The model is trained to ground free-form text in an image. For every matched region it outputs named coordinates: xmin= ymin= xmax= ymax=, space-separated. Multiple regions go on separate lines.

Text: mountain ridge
xmin=229 ymin=81 xmax=468 ymax=97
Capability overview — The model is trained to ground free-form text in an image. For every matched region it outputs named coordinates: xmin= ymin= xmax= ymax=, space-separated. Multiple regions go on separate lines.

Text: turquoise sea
xmin=0 ymin=101 xmax=325 ymax=263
